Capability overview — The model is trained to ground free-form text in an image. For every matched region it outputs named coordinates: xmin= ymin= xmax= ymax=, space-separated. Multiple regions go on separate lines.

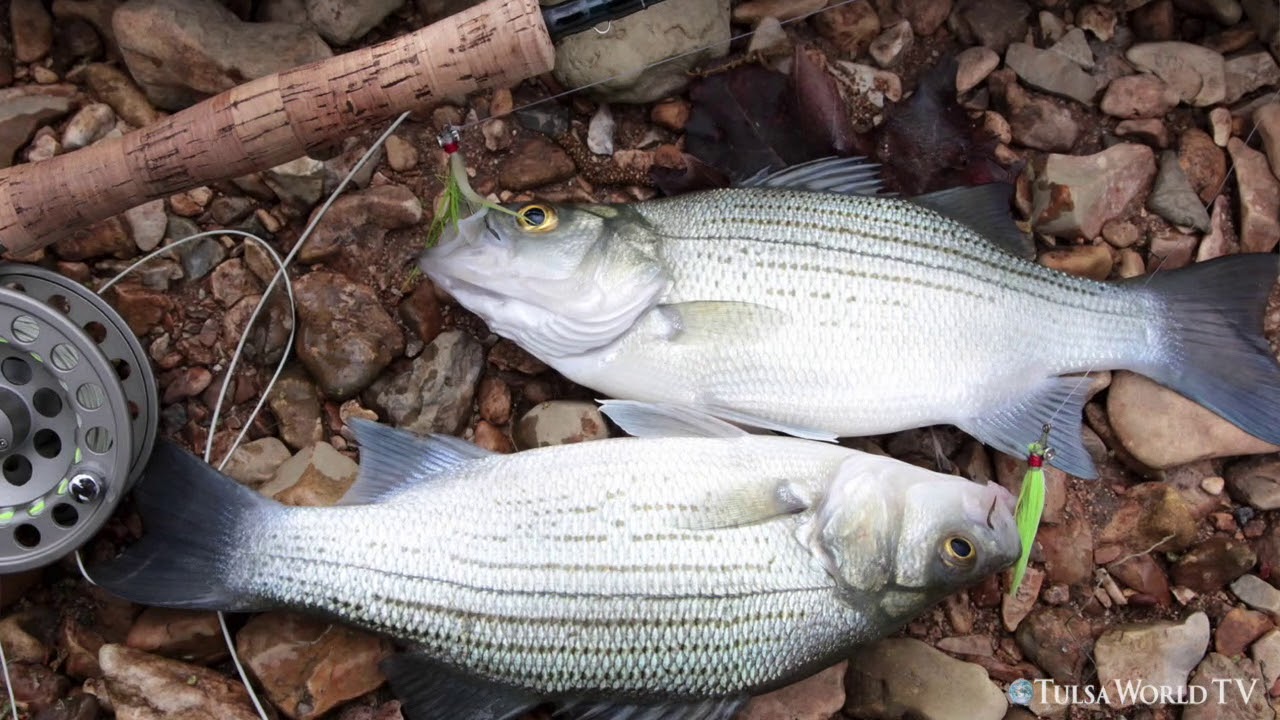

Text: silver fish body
xmin=94 ymin=416 xmax=1018 ymax=717
xmin=421 ymin=161 xmax=1280 ymax=478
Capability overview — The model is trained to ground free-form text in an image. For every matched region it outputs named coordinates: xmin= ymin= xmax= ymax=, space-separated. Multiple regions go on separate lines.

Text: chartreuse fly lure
xmin=426 ymin=126 xmax=523 ymax=248
xmin=1009 ymin=424 xmax=1054 ymax=596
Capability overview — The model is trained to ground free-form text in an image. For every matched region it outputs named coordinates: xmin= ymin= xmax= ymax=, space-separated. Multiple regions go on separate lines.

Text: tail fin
xmin=1138 ymin=253 xmax=1280 ymax=446
xmin=90 ymin=440 xmax=275 ymax=612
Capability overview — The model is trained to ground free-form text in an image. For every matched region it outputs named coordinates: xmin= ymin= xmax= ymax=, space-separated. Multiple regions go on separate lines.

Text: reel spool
xmin=0 ymin=265 xmax=157 ymax=573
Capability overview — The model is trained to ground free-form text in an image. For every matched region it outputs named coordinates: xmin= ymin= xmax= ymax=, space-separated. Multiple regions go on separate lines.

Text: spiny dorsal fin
xmin=740 ymin=156 xmax=887 ymax=196
xmin=342 ymin=419 xmax=495 ymax=505
xmin=908 ymin=184 xmax=1036 ymax=259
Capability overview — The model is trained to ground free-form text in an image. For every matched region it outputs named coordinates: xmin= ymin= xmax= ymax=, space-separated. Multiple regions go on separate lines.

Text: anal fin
xmin=382 ymin=653 xmax=540 ymax=720
xmin=557 ymin=696 xmax=749 ymax=720
xmin=700 ymin=403 xmax=838 ymax=443
xmin=598 ymin=400 xmax=749 ymax=439
xmin=958 ymin=376 xmax=1097 ymax=479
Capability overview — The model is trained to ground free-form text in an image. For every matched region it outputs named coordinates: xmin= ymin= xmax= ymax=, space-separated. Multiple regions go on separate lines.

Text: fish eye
xmin=516 ymin=204 xmax=558 ymax=233
xmin=941 ymin=535 xmax=977 ymax=567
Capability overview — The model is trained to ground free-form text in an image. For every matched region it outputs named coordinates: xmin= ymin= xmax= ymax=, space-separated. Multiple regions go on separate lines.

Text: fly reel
xmin=0 ymin=265 xmax=157 ymax=573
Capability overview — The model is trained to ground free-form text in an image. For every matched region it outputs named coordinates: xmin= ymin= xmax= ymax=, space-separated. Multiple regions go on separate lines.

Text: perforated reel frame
xmin=0 ymin=265 xmax=158 ymax=573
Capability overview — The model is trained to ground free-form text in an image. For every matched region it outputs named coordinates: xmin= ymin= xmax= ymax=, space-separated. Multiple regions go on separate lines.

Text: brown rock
xmin=210 ymin=259 xmax=262 ymax=308
xmin=1257 ymin=103 xmax=1280 ymax=182
xmin=220 ymin=437 xmax=292 ymax=489
xmin=650 ymin=99 xmax=691 ymax=131
xmin=294 ymin=272 xmax=405 ymax=400
xmin=1227 ymin=137 xmax=1280 ymax=254
xmin=1215 ymin=608 xmax=1274 ymax=657
xmin=951 ymin=0 xmax=1029 ymax=52
xmin=0 ymin=610 xmax=54 ymax=664
xmin=398 ymin=280 xmax=444 ymax=346
xmin=813 ymin=0 xmax=880 ymax=58
xmin=499 ymin=137 xmax=576 ymax=191
xmin=1038 ymin=506 xmax=1095 ymax=587
xmin=1015 ymin=607 xmax=1096 ymax=684
xmin=1037 ymin=243 xmax=1113 ymax=279
xmin=1029 ymin=144 xmax=1157 ymax=239
xmin=1115 ymin=118 xmax=1170 ymax=148
xmin=235 ymin=612 xmax=392 ymax=720
xmin=53 ymin=215 xmax=135 ymax=261
xmin=222 ymin=292 xmax=293 ymax=366
xmin=488 ymin=339 xmax=549 ymax=375
xmin=1100 ymin=74 xmax=1181 ymax=119
xmin=268 ymin=367 xmax=325 ymax=451
xmin=1171 ymin=536 xmax=1258 ymax=592
xmin=1108 ymin=371 xmax=1280 ymax=469
xmin=12 ymin=0 xmax=54 ymax=62
xmin=94 ymin=644 xmax=260 ymax=720
xmin=995 ymin=73 xmax=1080 ymax=152
xmin=384 ymin=134 xmax=418 ymax=172
xmin=1108 ymin=554 xmax=1172 ymax=605
xmin=896 ymin=0 xmax=949 ymax=35
xmin=125 ymin=608 xmax=225 ymax=665
xmin=1147 ymin=229 xmax=1198 ymax=270
xmin=515 ymin=401 xmax=611 ymax=449
xmin=1226 ymin=456 xmax=1280 ymax=511
xmin=266 ymin=442 xmax=358 ymax=507
xmin=81 ymin=62 xmax=158 ymax=127
xmin=298 ymin=184 xmax=424 ymax=263
xmin=1178 ymin=128 xmax=1227 ymax=204
xmin=1097 ymin=482 xmax=1199 ymax=554
xmin=161 ymin=366 xmax=213 ymax=404
xmin=1002 ymin=567 xmax=1043 ymax=631
xmin=5 ymin=661 xmax=70 ymax=713
xmin=477 ymin=376 xmax=512 ymax=426
xmin=106 ymin=282 xmax=172 ymax=336
xmin=1132 ymin=0 xmax=1176 ymax=41
xmin=739 ymin=662 xmax=845 ymax=719
xmin=472 ymin=420 xmax=515 ymax=453
xmin=1126 ymin=42 xmax=1226 ymax=107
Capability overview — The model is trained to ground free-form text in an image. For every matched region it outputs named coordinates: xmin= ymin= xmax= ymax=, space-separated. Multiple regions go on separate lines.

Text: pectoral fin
xmin=661 ymin=301 xmax=791 ymax=345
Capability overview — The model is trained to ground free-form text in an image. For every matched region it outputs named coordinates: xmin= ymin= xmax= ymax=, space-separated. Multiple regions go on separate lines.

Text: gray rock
xmin=552 ymin=0 xmax=729 ymax=104
xmin=1251 ymin=629 xmax=1280 ymax=690
xmin=223 ymin=292 xmax=294 ymax=365
xmin=844 ymin=638 xmax=1007 ymax=720
xmin=1126 ymin=42 xmax=1226 ymax=107
xmin=587 ymin=104 xmax=615 ymax=156
xmin=221 ymin=436 xmax=292 ymax=489
xmin=1147 ymin=150 xmax=1211 ymax=231
xmin=294 ymin=272 xmax=405 ymax=400
xmin=514 ymin=401 xmax=611 ymax=449
xmin=11 ymin=0 xmax=54 ymax=62
xmin=869 ymin=20 xmax=912 ymax=68
xmin=1029 ymin=144 xmax=1157 ymax=239
xmin=1005 ymin=43 xmax=1098 ymax=105
xmin=1224 ymin=52 xmax=1280 ymax=104
xmin=0 ymin=85 xmax=75 ymax=168
xmin=515 ymin=104 xmax=571 ymax=137
xmin=1182 ymin=653 xmax=1272 ymax=720
xmin=298 ymin=184 xmax=423 ymax=263
xmin=124 ymin=199 xmax=168 ymax=252
xmin=1049 ymin=28 xmax=1093 ymax=70
xmin=949 ymin=0 xmax=1030 ymax=54
xmin=267 ymin=367 xmax=325 ymax=451
xmin=210 ymin=196 xmax=256 ymax=226
xmin=1226 ymin=456 xmax=1280 ymax=511
xmin=113 ymin=0 xmax=333 ymax=110
xmin=264 ymin=156 xmax=326 ymax=209
xmin=178 ymin=237 xmax=227 ymax=281
xmin=955 ymin=46 xmax=999 ymax=94
xmin=1094 ymin=612 xmax=1210 ymax=709
xmin=257 ymin=0 xmax=310 ymax=24
xmin=993 ymin=72 xmax=1079 ymax=152
xmin=1233 ymin=575 xmax=1280 ymax=618
xmin=305 ymin=0 xmax=402 ymax=45
xmin=60 ymin=102 xmax=116 ymax=150
xmin=364 ymin=330 xmax=483 ymax=436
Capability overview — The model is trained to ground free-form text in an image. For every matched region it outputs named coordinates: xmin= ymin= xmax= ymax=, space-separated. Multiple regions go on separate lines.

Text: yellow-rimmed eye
xmin=941 ymin=535 xmax=977 ymax=567
xmin=516 ymin=204 xmax=558 ymax=233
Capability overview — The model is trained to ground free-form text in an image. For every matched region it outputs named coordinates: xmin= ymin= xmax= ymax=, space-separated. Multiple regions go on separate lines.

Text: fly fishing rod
xmin=0 ymin=0 xmax=669 ymax=258
xmin=0 ymin=0 xmax=670 ymax=574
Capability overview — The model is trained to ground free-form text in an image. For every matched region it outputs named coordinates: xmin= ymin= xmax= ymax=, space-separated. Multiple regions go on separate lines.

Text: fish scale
xmin=232 ymin=438 xmax=869 ymax=697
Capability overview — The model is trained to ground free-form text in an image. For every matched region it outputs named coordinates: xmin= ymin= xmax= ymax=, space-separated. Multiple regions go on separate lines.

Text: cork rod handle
xmin=0 ymin=0 xmax=556 ymax=255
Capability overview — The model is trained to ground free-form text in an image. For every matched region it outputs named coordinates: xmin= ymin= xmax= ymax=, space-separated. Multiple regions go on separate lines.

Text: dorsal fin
xmin=908 ymin=184 xmax=1036 ymax=259
xmin=598 ymin=400 xmax=749 ymax=439
xmin=342 ymin=419 xmax=494 ymax=505
xmin=740 ymin=156 xmax=888 ymax=196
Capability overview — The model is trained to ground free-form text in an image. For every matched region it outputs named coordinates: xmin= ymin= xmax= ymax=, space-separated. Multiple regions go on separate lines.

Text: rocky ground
xmin=2 ymin=0 xmax=1280 ymax=719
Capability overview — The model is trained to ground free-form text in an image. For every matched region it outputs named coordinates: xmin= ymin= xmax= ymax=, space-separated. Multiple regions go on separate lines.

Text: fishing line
xmin=447 ymin=0 xmax=868 ymax=135
xmin=0 ymin=629 xmax=16 ymax=720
